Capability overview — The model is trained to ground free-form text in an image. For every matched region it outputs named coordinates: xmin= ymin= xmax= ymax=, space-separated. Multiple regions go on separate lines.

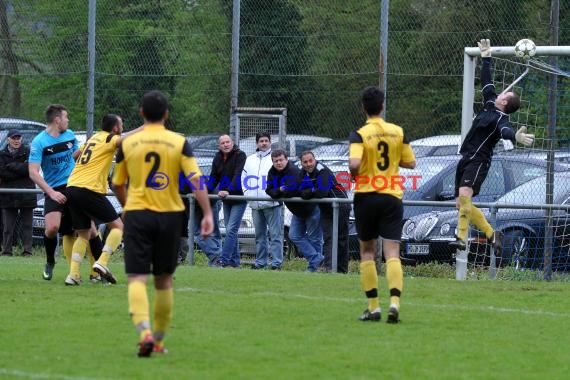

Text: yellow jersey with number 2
xmin=112 ymin=124 xmax=202 ymax=212
xmin=349 ymin=116 xmax=415 ymax=199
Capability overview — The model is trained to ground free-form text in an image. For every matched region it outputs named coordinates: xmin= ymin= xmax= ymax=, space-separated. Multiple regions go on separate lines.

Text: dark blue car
xmin=401 ymin=171 xmax=570 ymax=271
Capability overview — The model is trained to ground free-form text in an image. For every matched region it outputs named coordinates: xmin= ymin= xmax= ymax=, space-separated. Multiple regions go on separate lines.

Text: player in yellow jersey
xmin=112 ymin=90 xmax=213 ymax=357
xmin=64 ymin=114 xmax=142 ymax=285
xmin=348 ymin=86 xmax=416 ymax=324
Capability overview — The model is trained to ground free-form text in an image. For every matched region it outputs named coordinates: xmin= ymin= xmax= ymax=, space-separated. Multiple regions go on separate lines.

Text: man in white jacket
xmin=242 ymin=131 xmax=284 ymax=269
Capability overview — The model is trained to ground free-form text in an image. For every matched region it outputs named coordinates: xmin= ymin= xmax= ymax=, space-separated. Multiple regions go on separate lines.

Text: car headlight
xmin=402 ymin=220 xmax=415 ymax=238
xmin=440 ymin=223 xmax=450 ymax=235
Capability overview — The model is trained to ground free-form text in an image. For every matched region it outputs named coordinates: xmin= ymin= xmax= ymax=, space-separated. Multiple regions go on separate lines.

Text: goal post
xmin=232 ymin=107 xmax=287 ymax=150
xmin=459 ymin=45 xmax=570 ymax=280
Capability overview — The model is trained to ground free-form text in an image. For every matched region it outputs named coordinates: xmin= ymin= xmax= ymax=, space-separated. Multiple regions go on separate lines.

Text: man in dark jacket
xmin=266 ymin=149 xmax=323 ymax=272
xmin=209 ymin=134 xmax=246 ymax=267
xmin=299 ymin=151 xmax=351 ymax=273
xmin=0 ymin=129 xmax=37 ymax=256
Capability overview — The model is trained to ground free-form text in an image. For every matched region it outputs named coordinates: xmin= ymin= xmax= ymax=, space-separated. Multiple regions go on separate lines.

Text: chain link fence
xmin=1 ymin=1 xmax=568 ymax=140
xmin=2 ymin=0 xmax=570 ymax=275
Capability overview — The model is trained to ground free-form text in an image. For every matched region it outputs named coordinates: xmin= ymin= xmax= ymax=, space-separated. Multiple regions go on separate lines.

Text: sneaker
xmin=489 ymin=230 xmax=503 ymax=256
xmin=251 ymin=264 xmax=265 ymax=270
xmin=89 ymin=274 xmax=102 ymax=283
xmin=359 ymin=308 xmax=381 ymax=322
xmin=43 ymin=263 xmax=55 ymax=281
xmin=153 ymin=343 xmax=168 ymax=354
xmin=1 ymin=251 xmax=13 ymax=256
xmin=270 ymin=266 xmax=281 ymax=271
xmin=65 ymin=275 xmax=81 ymax=286
xmin=22 ymin=251 xmax=33 ymax=257
xmin=138 ymin=333 xmax=155 ymax=358
xmin=93 ymin=262 xmax=117 ymax=284
xmin=448 ymin=239 xmax=466 ymax=251
xmin=387 ymin=305 xmax=400 ymax=324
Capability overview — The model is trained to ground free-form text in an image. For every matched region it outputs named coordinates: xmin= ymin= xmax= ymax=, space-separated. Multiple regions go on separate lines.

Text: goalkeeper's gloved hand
xmin=515 ymin=126 xmax=535 ymax=146
xmin=478 ymin=39 xmax=491 ymax=58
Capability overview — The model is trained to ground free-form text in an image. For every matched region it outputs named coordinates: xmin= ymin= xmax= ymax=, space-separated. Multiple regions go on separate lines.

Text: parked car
xmin=0 ymin=117 xmax=46 ymax=149
xmin=403 ymin=155 xmax=570 ymax=221
xmin=410 ymin=135 xmax=514 ymax=157
xmin=239 ymin=134 xmax=332 ymax=159
xmin=401 ymin=171 xmax=570 ymax=271
xmin=311 ymin=139 xmax=350 ymax=158
xmin=187 ymin=134 xmax=221 ymax=160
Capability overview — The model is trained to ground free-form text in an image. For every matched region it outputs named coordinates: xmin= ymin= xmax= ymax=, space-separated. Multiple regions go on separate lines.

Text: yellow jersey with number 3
xmin=68 ymin=131 xmax=119 ymax=194
xmin=111 ymin=124 xmax=202 ymax=212
xmin=348 ymin=116 xmax=415 ymax=198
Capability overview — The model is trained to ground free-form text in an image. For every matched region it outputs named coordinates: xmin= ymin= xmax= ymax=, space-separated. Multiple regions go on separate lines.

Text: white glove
xmin=478 ymin=39 xmax=491 ymax=58
xmin=515 ymin=126 xmax=534 ymax=146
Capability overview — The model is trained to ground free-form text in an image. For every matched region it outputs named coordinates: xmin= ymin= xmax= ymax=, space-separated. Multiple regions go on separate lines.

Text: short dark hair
xmin=101 ymin=114 xmax=120 ymax=132
xmin=45 ymin=104 xmax=68 ymax=124
xmin=255 ymin=131 xmax=271 ymax=143
xmin=299 ymin=150 xmax=314 ymax=160
xmin=141 ymin=90 xmax=169 ymax=122
xmin=504 ymin=92 xmax=521 ymax=114
xmin=271 ymin=149 xmax=287 ymax=159
xmin=361 ymin=86 xmax=384 ymax=116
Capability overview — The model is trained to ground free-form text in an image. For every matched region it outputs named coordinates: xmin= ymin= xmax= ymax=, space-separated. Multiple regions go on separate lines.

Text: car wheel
xmin=503 ymin=230 xmax=530 ymax=270
xmin=283 ymin=226 xmax=299 ymax=260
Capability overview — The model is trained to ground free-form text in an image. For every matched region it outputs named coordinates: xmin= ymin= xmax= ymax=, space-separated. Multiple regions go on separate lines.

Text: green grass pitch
xmin=0 ymin=255 xmax=569 ymax=379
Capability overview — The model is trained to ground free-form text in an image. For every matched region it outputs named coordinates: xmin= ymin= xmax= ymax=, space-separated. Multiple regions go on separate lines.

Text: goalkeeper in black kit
xmin=449 ymin=39 xmax=534 ymax=254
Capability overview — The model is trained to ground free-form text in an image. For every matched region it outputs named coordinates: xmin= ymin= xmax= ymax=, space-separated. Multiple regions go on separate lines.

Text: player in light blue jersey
xmin=29 ymin=104 xmax=81 ymax=281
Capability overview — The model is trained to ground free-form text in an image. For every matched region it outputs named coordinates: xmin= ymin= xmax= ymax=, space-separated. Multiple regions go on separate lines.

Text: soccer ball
xmin=514 ymin=39 xmax=536 ymax=60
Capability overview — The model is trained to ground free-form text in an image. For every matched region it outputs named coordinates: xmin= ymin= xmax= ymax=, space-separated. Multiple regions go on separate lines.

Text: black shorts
xmin=454 ymin=157 xmax=490 ymax=197
xmin=66 ymin=186 xmax=119 ymax=230
xmin=353 ymin=192 xmax=403 ymax=241
xmin=123 ymin=210 xmax=184 ymax=276
xmin=43 ymin=185 xmax=73 ymax=236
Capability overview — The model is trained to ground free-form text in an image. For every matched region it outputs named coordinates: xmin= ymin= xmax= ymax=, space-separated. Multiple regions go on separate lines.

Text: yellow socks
xmin=359 ymin=260 xmax=379 ymax=311
xmin=128 ymin=281 xmax=151 ymax=339
xmin=153 ymin=288 xmax=173 ymax=344
xmin=66 ymin=235 xmax=83 ymax=278
xmin=470 ymin=205 xmax=494 ymax=239
xmin=386 ymin=258 xmax=403 ymax=308
xmin=457 ymin=195 xmax=472 ymax=242
xmin=62 ymin=235 xmax=76 ymax=266
xmin=97 ymin=228 xmax=123 ymax=267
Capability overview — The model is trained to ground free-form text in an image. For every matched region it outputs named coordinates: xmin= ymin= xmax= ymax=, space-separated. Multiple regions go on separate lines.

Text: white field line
xmin=0 ymin=368 xmax=119 ymax=380
xmin=176 ymin=287 xmax=570 ymax=318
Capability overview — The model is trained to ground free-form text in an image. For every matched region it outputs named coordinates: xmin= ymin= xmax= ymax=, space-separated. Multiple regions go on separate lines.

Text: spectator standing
xmin=210 ymin=134 xmax=246 ymax=268
xmin=0 ymin=129 xmax=36 ymax=256
xmin=348 ymin=86 xmax=416 ymax=323
xmin=242 ymin=131 xmax=284 ymax=270
xmin=299 ymin=151 xmax=351 ymax=273
xmin=112 ymin=90 xmax=213 ymax=357
xmin=266 ymin=149 xmax=323 ymax=272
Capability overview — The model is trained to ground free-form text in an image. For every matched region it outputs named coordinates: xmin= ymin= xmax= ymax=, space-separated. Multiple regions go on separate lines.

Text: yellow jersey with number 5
xmin=112 ymin=124 xmax=202 ymax=212
xmin=348 ymin=117 xmax=415 ymax=198
xmin=68 ymin=131 xmax=119 ymax=194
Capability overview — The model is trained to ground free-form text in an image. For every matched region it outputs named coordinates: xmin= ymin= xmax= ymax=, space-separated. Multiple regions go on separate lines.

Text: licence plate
xmin=33 ymin=218 xmax=45 ymax=228
xmin=406 ymin=243 xmax=429 ymax=255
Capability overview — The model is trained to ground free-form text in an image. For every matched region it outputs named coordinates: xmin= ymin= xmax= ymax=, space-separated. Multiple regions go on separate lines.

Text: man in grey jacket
xmin=242 ymin=131 xmax=284 ymax=270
